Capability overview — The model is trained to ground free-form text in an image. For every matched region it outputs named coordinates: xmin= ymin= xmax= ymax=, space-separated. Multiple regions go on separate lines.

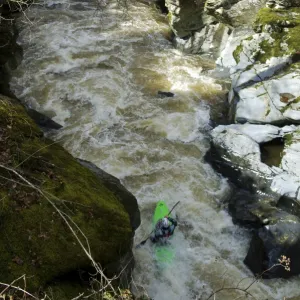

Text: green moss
xmin=233 ymin=44 xmax=243 ymax=63
xmin=233 ymin=36 xmax=253 ymax=63
xmin=284 ymin=133 xmax=294 ymax=146
xmin=254 ymin=8 xmax=300 ymax=63
xmin=0 ymin=95 xmax=133 ymax=291
xmin=167 ymin=12 xmax=172 ymax=25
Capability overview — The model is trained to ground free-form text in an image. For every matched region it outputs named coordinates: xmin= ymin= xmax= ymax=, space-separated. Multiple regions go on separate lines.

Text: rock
xmin=271 ymin=171 xmax=300 ymax=200
xmin=205 ymin=0 xmax=265 ymax=27
xmin=222 ymin=8 xmax=300 ymax=125
xmin=227 ymin=185 xmax=300 ymax=279
xmin=281 ymin=129 xmax=300 ymax=177
xmin=214 ymin=123 xmax=286 ymax=143
xmin=165 ymin=0 xmax=205 ymax=38
xmin=233 ymin=67 xmax=300 ymax=124
xmin=266 ymin=0 xmax=300 ymax=8
xmin=207 ymin=124 xmax=300 ymax=199
xmin=27 ymin=108 xmax=63 ymax=130
xmin=228 ymin=189 xmax=277 ymax=227
xmin=216 ymin=26 xmax=254 ymax=72
xmin=174 ymin=22 xmax=230 ymax=57
xmin=78 ymin=159 xmax=140 ymax=230
xmin=244 ymin=215 xmax=300 ymax=278
xmin=208 ymin=125 xmax=275 ymax=190
xmin=0 ymin=94 xmax=140 ymax=290
xmin=157 ymin=91 xmax=175 ymax=98
xmin=0 ymin=14 xmax=22 ymax=96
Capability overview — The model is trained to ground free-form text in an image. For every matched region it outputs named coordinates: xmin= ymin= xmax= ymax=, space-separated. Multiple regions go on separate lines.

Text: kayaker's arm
xmin=167 ymin=216 xmax=177 ymax=226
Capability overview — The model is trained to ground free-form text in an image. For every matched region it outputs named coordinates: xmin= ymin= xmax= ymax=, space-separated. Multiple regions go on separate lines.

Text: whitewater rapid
xmin=10 ymin=0 xmax=300 ymax=298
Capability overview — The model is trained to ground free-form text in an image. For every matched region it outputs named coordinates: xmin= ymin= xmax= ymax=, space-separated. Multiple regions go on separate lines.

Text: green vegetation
xmin=254 ymin=8 xmax=300 ymax=63
xmin=233 ymin=44 xmax=243 ymax=63
xmin=0 ymin=95 xmax=132 ymax=291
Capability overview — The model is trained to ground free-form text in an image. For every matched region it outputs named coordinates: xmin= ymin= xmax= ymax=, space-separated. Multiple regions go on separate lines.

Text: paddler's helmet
xmin=162 ymin=217 xmax=169 ymax=228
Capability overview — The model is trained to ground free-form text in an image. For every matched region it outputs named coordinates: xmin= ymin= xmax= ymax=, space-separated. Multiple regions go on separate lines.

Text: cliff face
xmin=0 ymin=93 xmax=140 ymax=291
xmin=161 ymin=0 xmax=300 ymax=280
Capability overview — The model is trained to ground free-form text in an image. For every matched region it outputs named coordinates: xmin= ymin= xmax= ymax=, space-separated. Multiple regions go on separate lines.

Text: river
xmin=10 ymin=0 xmax=300 ymax=298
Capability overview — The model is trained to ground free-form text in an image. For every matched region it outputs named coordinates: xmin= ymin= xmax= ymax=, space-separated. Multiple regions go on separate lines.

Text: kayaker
xmin=150 ymin=216 xmax=177 ymax=243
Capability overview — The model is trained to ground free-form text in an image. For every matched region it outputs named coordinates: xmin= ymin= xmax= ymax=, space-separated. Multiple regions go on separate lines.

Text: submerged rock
xmin=0 ymin=94 xmax=140 ymax=290
xmin=157 ymin=90 xmax=175 ymax=97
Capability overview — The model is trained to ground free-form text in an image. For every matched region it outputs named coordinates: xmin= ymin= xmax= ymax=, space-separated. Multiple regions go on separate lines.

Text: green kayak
xmin=153 ymin=200 xmax=175 ymax=265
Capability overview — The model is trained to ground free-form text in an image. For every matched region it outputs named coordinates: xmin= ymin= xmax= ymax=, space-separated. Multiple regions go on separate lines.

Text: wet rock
xmin=0 ymin=15 xmax=22 ymax=96
xmin=165 ymin=0 xmax=205 ymax=38
xmin=27 ymin=108 xmax=63 ymax=130
xmin=157 ymin=91 xmax=174 ymax=98
xmin=244 ymin=215 xmax=300 ymax=278
xmin=228 ymin=190 xmax=300 ymax=278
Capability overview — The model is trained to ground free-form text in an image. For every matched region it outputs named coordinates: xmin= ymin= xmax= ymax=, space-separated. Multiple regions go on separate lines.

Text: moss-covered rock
xmin=205 ymin=0 xmax=265 ymax=27
xmin=0 ymin=94 xmax=139 ymax=292
xmin=254 ymin=7 xmax=300 ymax=63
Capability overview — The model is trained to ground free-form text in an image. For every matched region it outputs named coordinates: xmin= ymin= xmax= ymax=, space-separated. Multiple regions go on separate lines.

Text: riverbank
xmin=0 ymin=4 xmax=141 ymax=299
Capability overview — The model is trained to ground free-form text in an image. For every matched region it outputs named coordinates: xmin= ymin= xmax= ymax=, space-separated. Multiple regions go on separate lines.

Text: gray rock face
xmin=245 ymin=215 xmax=300 ymax=278
xmin=281 ymin=129 xmax=300 ymax=177
xmin=165 ymin=0 xmax=205 ymax=38
xmin=205 ymin=0 xmax=266 ymax=26
xmin=209 ymin=124 xmax=300 ymax=199
xmin=174 ymin=22 xmax=230 ymax=57
xmin=205 ymin=0 xmax=300 ymax=280
xmin=217 ymin=7 xmax=300 ymax=125
xmin=266 ymin=0 xmax=300 ymax=8
xmin=208 ymin=124 xmax=300 ymax=278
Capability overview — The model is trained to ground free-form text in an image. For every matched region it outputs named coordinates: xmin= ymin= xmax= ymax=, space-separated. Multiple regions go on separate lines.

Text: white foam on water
xmin=10 ymin=0 xmax=300 ymax=299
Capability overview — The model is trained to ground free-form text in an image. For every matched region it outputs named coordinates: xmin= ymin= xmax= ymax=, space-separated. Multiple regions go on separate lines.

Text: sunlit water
xmin=10 ymin=0 xmax=300 ymax=299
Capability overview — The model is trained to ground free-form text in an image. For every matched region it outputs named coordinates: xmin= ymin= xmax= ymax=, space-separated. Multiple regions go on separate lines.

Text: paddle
xmin=135 ymin=200 xmax=180 ymax=248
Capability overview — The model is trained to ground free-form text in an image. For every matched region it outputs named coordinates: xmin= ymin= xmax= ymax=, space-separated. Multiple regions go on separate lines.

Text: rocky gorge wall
xmin=163 ymin=0 xmax=300 ymax=280
xmin=0 ymin=7 xmax=140 ymax=298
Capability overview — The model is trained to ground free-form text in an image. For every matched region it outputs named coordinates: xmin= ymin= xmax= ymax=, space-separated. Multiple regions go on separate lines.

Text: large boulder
xmin=228 ymin=183 xmax=300 ymax=279
xmin=244 ymin=214 xmax=300 ymax=278
xmin=165 ymin=0 xmax=205 ymax=38
xmin=207 ymin=124 xmax=278 ymax=191
xmin=207 ymin=123 xmax=300 ymax=199
xmin=224 ymin=8 xmax=300 ymax=124
xmin=174 ymin=22 xmax=231 ymax=57
xmin=0 ymin=94 xmax=140 ymax=291
xmin=205 ymin=0 xmax=265 ymax=26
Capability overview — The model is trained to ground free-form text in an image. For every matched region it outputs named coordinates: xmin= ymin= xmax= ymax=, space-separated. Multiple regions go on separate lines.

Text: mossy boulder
xmin=224 ymin=7 xmax=300 ymax=124
xmin=254 ymin=7 xmax=300 ymax=63
xmin=205 ymin=0 xmax=265 ymax=27
xmin=0 ymin=94 xmax=140 ymax=292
